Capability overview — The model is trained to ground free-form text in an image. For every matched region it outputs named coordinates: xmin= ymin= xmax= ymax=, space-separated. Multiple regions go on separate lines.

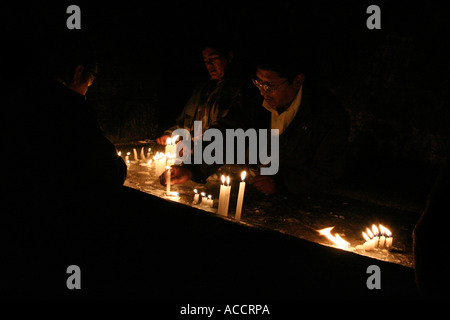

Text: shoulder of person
xmin=303 ymin=82 xmax=346 ymax=117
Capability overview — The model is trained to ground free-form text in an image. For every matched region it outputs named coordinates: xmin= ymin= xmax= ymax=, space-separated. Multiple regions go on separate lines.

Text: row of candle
xmin=192 ymin=189 xmax=214 ymax=208
xmin=360 ymin=224 xmax=393 ymax=251
xmin=119 ymin=145 xmax=247 ymax=220
xmin=318 ymin=223 xmax=394 ymax=252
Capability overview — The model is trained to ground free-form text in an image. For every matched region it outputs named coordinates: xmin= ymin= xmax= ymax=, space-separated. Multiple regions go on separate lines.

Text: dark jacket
xmin=36 ymin=81 xmax=127 ymax=189
xmin=274 ymin=83 xmax=350 ymax=194
xmin=165 ymin=76 xmax=246 ymax=135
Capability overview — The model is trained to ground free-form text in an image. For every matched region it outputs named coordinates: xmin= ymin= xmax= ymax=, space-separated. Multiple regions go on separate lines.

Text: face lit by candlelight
xmin=202 ymin=47 xmax=232 ymax=81
xmin=66 ymin=65 xmax=97 ymax=96
xmin=255 ymin=67 xmax=304 ymax=112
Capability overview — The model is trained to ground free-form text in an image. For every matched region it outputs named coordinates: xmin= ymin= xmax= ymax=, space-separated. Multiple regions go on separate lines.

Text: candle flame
xmin=118 ymin=151 xmax=121 ymax=156
xmin=379 ymin=224 xmax=386 ymax=236
xmin=241 ymin=171 xmax=247 ymax=181
xmin=383 ymin=225 xmax=392 ymax=237
xmin=194 ymin=189 xmax=198 ymax=194
xmin=366 ymin=228 xmax=374 ymax=238
xmin=226 ymin=176 xmax=230 ymax=186
xmin=318 ymin=227 xmax=350 ymax=250
xmin=372 ymin=224 xmax=379 ymax=236
xmin=127 ymin=152 xmax=130 ymax=155
xmin=221 ymin=175 xmax=225 ymax=184
xmin=362 ymin=231 xmax=370 ymax=242
xmin=167 ymin=138 xmax=172 ymax=145
xmin=153 ymin=152 xmax=165 ymax=160
xmin=208 ymin=195 xmax=212 ymax=199
xmin=201 ymin=192 xmax=206 ymax=197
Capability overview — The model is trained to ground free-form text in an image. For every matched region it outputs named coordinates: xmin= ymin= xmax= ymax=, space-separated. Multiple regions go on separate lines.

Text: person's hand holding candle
xmin=156 ymin=134 xmax=171 ymax=145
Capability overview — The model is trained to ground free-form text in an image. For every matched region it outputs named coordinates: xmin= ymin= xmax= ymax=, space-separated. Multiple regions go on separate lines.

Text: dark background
xmin=3 ymin=1 xmax=449 ymax=202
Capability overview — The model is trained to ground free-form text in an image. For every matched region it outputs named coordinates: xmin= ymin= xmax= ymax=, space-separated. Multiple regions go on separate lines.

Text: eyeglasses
xmin=252 ymin=78 xmax=288 ymax=93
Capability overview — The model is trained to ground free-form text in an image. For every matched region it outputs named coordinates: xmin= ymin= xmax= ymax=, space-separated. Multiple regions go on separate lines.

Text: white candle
xmin=384 ymin=227 xmax=393 ymax=250
xmin=193 ymin=189 xmax=200 ymax=204
xmin=372 ymin=225 xmax=380 ymax=248
xmin=235 ymin=171 xmax=246 ymax=221
xmin=207 ymin=195 xmax=214 ymax=208
xmin=217 ymin=175 xmax=231 ymax=217
xmin=166 ymin=166 xmax=171 ymax=195
xmin=366 ymin=228 xmax=376 ymax=249
xmin=133 ymin=148 xmax=138 ymax=162
xmin=166 ymin=153 xmax=175 ymax=167
xmin=362 ymin=232 xmax=373 ymax=251
xmin=200 ymin=192 xmax=207 ymax=206
xmin=165 ymin=138 xmax=173 ymax=155
xmin=153 ymin=152 xmax=166 ymax=177
xmin=378 ymin=225 xmax=386 ymax=249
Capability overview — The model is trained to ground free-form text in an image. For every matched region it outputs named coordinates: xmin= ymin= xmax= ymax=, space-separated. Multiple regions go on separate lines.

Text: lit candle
xmin=200 ymin=192 xmax=207 ymax=206
xmin=165 ymin=166 xmax=171 ymax=195
xmin=217 ymin=175 xmax=231 ymax=217
xmin=125 ymin=152 xmax=130 ymax=162
xmin=146 ymin=147 xmax=151 ymax=160
xmin=362 ymin=232 xmax=373 ymax=251
xmin=378 ymin=225 xmax=386 ymax=249
xmin=153 ymin=152 xmax=166 ymax=177
xmin=165 ymin=137 xmax=173 ymax=154
xmin=372 ymin=224 xmax=380 ymax=248
xmin=117 ymin=151 xmax=122 ymax=157
xmin=235 ymin=171 xmax=246 ymax=221
xmin=165 ymin=191 xmax=180 ymax=201
xmin=193 ymin=189 xmax=200 ymax=204
xmin=384 ymin=226 xmax=393 ymax=250
xmin=207 ymin=195 xmax=214 ymax=208
xmin=166 ymin=153 xmax=175 ymax=167
xmin=366 ymin=228 xmax=376 ymax=249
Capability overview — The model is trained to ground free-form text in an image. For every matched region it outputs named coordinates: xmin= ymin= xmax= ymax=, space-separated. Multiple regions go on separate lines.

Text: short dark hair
xmin=54 ymin=35 xmax=98 ymax=84
xmin=255 ymin=47 xmax=307 ymax=83
xmin=199 ymin=36 xmax=233 ymax=59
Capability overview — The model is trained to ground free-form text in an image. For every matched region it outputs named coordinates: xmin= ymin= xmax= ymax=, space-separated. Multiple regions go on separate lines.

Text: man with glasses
xmin=250 ymin=49 xmax=350 ymax=195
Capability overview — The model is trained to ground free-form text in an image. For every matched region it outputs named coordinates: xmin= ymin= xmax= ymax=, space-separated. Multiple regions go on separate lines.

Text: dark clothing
xmin=2 ymin=80 xmax=128 ymax=297
xmin=36 ymin=81 xmax=127 ymax=190
xmin=274 ymin=83 xmax=349 ymax=194
xmin=165 ymin=76 xmax=246 ymax=136
xmin=185 ymin=83 xmax=350 ymax=194
xmin=413 ymin=160 xmax=450 ymax=298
